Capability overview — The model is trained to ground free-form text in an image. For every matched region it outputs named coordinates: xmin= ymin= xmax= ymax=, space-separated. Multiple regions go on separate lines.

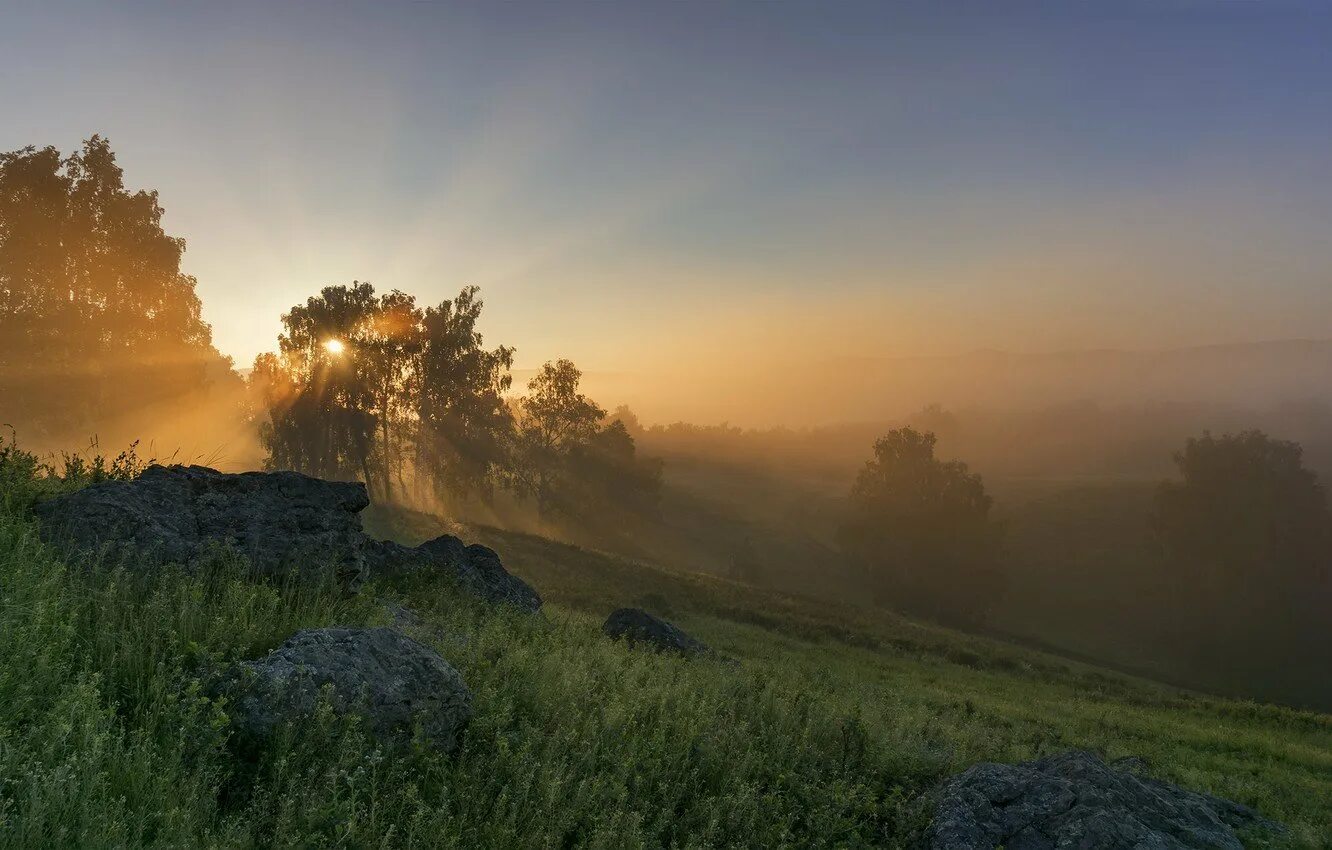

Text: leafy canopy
xmin=0 ymin=136 xmax=231 ymax=440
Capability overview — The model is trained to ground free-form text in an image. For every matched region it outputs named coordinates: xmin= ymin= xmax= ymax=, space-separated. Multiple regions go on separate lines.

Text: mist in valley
xmin=9 ymin=3 xmax=1332 ymax=842
xmin=3 ymin=135 xmax=1330 ymax=716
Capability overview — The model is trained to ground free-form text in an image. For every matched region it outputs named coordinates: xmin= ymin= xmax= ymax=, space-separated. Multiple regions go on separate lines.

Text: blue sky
xmin=3 ymin=0 xmax=1331 ymax=373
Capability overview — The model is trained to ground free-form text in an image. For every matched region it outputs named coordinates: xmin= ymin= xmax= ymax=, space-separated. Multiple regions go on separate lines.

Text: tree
xmin=415 ymin=286 xmax=516 ymax=505
xmin=254 ymin=294 xmax=663 ymax=523
xmin=360 ymin=289 xmax=424 ymax=500
xmin=609 ymin=404 xmax=645 ymax=437
xmin=254 ymin=282 xmax=519 ymax=509
xmin=519 ymin=359 xmax=606 ymax=453
xmin=838 ymin=427 xmax=1003 ymax=623
xmin=1153 ymin=430 xmax=1331 ymax=668
xmin=516 ymin=359 xmax=606 ymax=515
xmin=0 ymin=136 xmax=234 ymax=442
xmin=254 ymin=282 xmax=418 ymax=497
xmin=567 ymin=418 xmax=664 ymax=517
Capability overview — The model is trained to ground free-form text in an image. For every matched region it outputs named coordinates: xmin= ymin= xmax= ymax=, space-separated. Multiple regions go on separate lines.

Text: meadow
xmin=1 ymin=462 xmax=1329 ymax=847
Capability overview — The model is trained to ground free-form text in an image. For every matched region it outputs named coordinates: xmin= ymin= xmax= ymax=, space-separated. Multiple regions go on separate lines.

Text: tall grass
xmin=0 ymin=509 xmax=933 ymax=846
xmin=0 ymin=444 xmax=1326 ymax=847
xmin=0 ymin=496 xmax=372 ymax=846
xmin=0 ymin=445 xmax=934 ymax=847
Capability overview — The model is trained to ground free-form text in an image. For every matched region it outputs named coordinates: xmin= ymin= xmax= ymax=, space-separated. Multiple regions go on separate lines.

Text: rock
xmin=227 ymin=626 xmax=471 ymax=752
xmin=366 ymin=535 xmax=542 ymax=613
xmin=34 ymin=464 xmax=370 ymax=584
xmin=33 ymin=464 xmax=541 ymax=610
xmin=602 ymin=608 xmax=711 ymax=658
xmin=925 ymin=749 xmax=1283 ymax=850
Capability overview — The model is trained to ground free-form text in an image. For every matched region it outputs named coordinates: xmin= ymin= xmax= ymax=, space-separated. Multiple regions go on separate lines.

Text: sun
xmin=323 ymin=338 xmax=346 ymax=356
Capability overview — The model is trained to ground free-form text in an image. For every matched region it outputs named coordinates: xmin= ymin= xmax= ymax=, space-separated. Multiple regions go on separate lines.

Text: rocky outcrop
xmin=925 ymin=750 xmax=1282 ymax=849
xmin=602 ymin=608 xmax=711 ymax=658
xmin=35 ymin=465 xmax=370 ymax=584
xmin=226 ymin=627 xmax=472 ymax=753
xmin=366 ymin=535 xmax=542 ymax=613
xmin=33 ymin=464 xmax=541 ymax=611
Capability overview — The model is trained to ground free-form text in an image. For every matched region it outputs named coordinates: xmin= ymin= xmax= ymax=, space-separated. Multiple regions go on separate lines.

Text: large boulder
xmin=366 ymin=535 xmax=542 ymax=613
xmin=602 ymin=608 xmax=711 ymax=658
xmin=34 ymin=464 xmax=370 ymax=584
xmin=33 ymin=464 xmax=541 ymax=611
xmin=226 ymin=626 xmax=472 ymax=753
xmin=925 ymin=750 xmax=1282 ymax=849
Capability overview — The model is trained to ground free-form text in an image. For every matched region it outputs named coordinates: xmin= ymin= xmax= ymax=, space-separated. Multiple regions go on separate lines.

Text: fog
xmin=571 ymin=338 xmax=1332 ymax=432
xmin=4 ymin=134 xmax=1331 ymax=712
xmin=16 ymin=333 xmax=1332 ymax=487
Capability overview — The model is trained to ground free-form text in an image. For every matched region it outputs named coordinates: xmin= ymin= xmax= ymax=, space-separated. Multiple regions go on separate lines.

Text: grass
xmin=0 ymin=466 xmax=1328 ymax=846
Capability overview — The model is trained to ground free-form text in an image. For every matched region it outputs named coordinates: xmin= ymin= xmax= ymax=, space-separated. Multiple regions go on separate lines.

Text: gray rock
xmin=603 ymin=608 xmax=711 ymax=658
xmin=227 ymin=626 xmax=472 ymax=752
xmin=33 ymin=465 xmax=541 ymax=610
xmin=925 ymin=750 xmax=1282 ymax=849
xmin=35 ymin=464 xmax=370 ymax=584
xmin=366 ymin=535 xmax=542 ymax=613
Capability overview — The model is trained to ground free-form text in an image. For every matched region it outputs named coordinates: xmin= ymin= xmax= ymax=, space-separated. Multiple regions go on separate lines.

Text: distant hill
xmin=560 ymin=338 xmax=1332 ymax=427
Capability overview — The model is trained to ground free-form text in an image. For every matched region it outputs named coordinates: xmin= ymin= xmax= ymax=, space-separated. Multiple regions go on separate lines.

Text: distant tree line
xmin=633 ymin=400 xmax=1332 ymax=488
xmin=250 ymin=282 xmax=662 ymax=522
xmin=839 ymin=422 xmax=1331 ymax=693
xmin=5 ymin=136 xmax=1329 ymax=703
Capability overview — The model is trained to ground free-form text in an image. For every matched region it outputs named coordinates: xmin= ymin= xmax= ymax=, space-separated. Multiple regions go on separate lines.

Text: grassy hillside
xmin=1 ymin=477 xmax=1328 ymax=846
xmin=550 ymin=449 xmax=1332 ymax=712
xmin=367 ymin=505 xmax=1332 ymax=848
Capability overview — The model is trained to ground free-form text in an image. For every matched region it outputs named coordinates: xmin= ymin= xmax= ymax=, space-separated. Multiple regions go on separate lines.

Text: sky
xmin=4 ymin=0 xmax=1332 ymax=394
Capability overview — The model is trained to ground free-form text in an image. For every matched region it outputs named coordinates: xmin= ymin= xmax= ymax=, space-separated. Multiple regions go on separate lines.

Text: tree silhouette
xmin=520 ymin=359 xmax=606 ymax=453
xmin=255 ymin=282 xmax=414 ymax=495
xmin=513 ymin=360 xmax=662 ymax=520
xmin=362 ymin=289 xmax=425 ymax=500
xmin=839 ymin=427 xmax=1004 ymax=623
xmin=415 ymin=286 xmax=516 ymax=505
xmin=1154 ymin=430 xmax=1332 ymax=669
xmin=516 ymin=359 xmax=607 ymax=515
xmin=0 ymin=136 xmax=233 ymax=441
xmin=255 ymin=291 xmax=661 ymax=522
xmin=255 ymin=282 xmax=521 ymax=508
xmin=567 ymin=418 xmax=664 ymax=517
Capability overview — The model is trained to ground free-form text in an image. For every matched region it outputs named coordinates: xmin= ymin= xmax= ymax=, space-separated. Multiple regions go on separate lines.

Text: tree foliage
xmin=0 ymin=136 xmax=234 ymax=440
xmin=415 ymin=286 xmax=515 ymax=503
xmin=839 ymin=427 xmax=1003 ymax=623
xmin=254 ymin=290 xmax=658 ymax=521
xmin=568 ymin=418 xmax=665 ymax=518
xmin=519 ymin=359 xmax=607 ymax=455
xmin=254 ymin=282 xmax=407 ymax=495
xmin=515 ymin=359 xmax=662 ymax=519
xmin=1153 ymin=430 xmax=1332 ymax=667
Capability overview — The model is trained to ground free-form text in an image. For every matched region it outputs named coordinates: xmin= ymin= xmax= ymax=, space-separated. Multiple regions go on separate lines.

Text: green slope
xmin=0 ymin=490 xmax=1326 ymax=847
xmin=368 ymin=505 xmax=1332 ymax=848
